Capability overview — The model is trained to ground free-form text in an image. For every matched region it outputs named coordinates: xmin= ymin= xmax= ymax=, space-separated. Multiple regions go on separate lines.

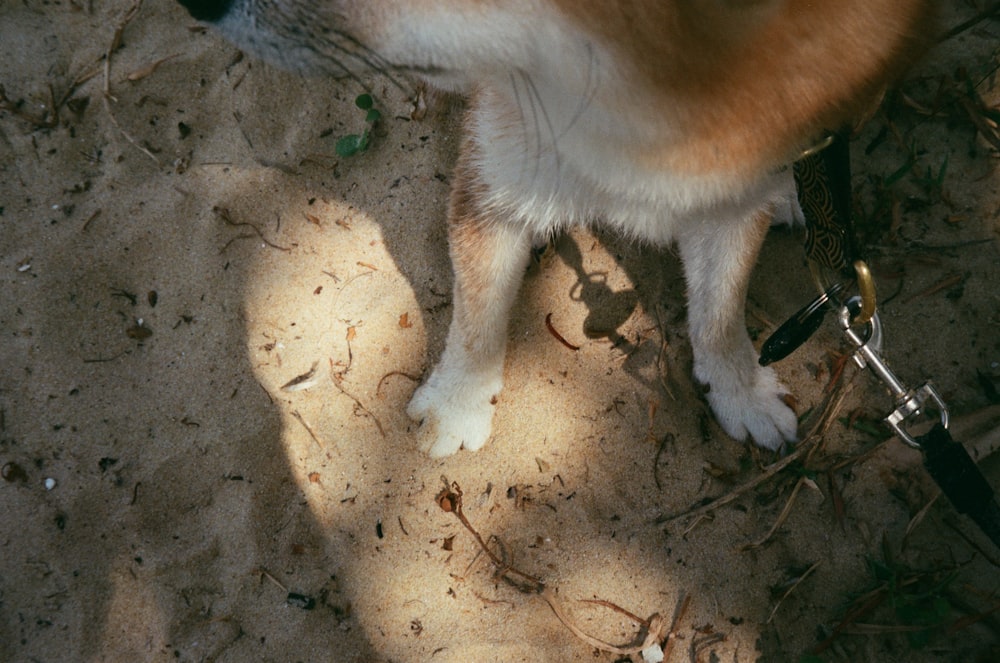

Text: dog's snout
xmin=177 ymin=0 xmax=234 ymax=22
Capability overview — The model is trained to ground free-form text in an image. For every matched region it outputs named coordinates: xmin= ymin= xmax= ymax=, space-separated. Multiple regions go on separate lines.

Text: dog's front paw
xmin=703 ymin=365 xmax=798 ymax=451
xmin=406 ymin=369 xmax=500 ymax=458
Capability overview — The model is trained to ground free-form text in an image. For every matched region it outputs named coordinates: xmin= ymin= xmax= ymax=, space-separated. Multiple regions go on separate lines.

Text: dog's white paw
xmin=406 ymin=368 xmax=500 ymax=458
xmin=702 ymin=365 xmax=798 ymax=451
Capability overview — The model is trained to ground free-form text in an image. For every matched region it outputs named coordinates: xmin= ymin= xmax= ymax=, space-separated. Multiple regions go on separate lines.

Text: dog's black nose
xmin=177 ymin=0 xmax=234 ymax=22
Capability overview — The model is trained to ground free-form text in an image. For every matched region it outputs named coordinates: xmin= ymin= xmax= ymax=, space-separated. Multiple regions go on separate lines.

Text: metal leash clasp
xmin=838 ymin=297 xmax=950 ymax=449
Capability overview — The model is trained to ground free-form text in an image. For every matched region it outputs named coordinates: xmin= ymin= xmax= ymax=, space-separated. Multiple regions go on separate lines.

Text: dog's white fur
xmin=190 ymin=0 xmax=932 ymax=457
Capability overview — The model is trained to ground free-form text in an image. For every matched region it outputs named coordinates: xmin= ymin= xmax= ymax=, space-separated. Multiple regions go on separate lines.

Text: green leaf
xmin=336 ymin=134 xmax=364 ymax=157
xmin=365 ymin=108 xmax=382 ymax=123
xmin=355 ymin=93 xmax=374 ymax=110
xmin=884 ymin=157 xmax=915 ymax=187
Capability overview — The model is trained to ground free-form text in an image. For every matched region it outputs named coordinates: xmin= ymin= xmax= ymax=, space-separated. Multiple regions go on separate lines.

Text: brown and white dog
xmin=177 ymin=0 xmax=933 ymax=457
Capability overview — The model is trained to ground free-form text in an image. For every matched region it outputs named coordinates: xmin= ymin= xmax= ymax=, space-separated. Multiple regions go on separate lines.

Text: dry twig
xmin=376 ymin=370 xmax=422 ymax=398
xmin=437 ymin=480 xmax=675 ymax=657
xmin=332 ymin=377 xmax=386 ymax=438
xmin=215 ymin=206 xmax=292 ymax=252
xmin=544 ymin=313 xmax=580 ymax=351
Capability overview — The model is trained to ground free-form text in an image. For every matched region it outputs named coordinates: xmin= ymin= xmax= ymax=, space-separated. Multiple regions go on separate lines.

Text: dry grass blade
xmin=904 ymin=272 xmax=967 ymax=304
xmin=579 ymin=598 xmax=644 ymax=623
xmin=653 ymin=432 xmax=675 ymax=491
xmin=809 ymin=586 xmax=889 ymax=655
xmin=657 ymin=442 xmax=812 ymax=526
xmin=291 ymin=410 xmax=325 ymax=450
xmin=902 ymin=494 xmax=939 ymax=546
xmin=767 ymin=560 xmax=821 ymax=623
xmin=958 ymin=93 xmax=1000 ymax=151
xmin=739 ymin=476 xmax=808 ymax=551
xmin=101 ymin=0 xmax=160 ymax=163
xmin=945 ymin=595 xmax=1000 ymax=635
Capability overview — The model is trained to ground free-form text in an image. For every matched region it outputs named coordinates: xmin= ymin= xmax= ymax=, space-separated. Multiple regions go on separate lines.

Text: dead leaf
xmin=126 ymin=323 xmax=152 ymax=340
xmin=281 ymin=362 xmax=320 ymax=392
xmin=399 ymin=312 xmax=413 ymax=328
xmin=436 ymin=488 xmax=456 ymax=512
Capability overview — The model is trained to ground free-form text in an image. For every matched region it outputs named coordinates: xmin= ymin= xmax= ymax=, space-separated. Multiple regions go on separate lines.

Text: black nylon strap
xmin=919 ymin=423 xmax=1000 ymax=548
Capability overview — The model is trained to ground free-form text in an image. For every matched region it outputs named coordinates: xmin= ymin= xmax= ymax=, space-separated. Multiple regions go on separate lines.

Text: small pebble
xmin=44 ymin=477 xmax=57 ymax=490
xmin=286 ymin=592 xmax=316 ymax=610
xmin=642 ymin=643 xmax=664 ymax=663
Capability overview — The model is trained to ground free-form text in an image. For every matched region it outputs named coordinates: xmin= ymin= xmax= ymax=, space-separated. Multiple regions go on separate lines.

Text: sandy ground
xmin=2 ymin=2 xmax=1000 ymax=662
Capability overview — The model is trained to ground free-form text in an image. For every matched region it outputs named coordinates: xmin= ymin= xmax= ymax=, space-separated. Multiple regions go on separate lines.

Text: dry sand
xmin=2 ymin=2 xmax=999 ymax=661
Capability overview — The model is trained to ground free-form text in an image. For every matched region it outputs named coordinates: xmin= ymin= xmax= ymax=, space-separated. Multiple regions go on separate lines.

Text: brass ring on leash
xmin=851 ymin=259 xmax=876 ymax=326
xmin=797 ymin=133 xmax=835 ymax=160
xmin=809 ymin=258 xmax=876 ymax=326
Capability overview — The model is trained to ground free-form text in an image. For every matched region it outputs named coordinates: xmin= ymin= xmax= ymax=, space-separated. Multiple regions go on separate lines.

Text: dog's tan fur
xmin=549 ymin=0 xmax=932 ymax=176
xmin=182 ymin=0 xmax=934 ymax=457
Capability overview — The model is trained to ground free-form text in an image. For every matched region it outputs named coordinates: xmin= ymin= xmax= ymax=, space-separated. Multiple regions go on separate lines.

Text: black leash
xmin=761 ymin=131 xmax=1000 ymax=550
xmin=920 ymin=423 xmax=1000 ymax=546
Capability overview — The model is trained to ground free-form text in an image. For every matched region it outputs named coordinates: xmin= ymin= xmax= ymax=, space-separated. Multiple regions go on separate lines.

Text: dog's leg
xmin=407 ymin=165 xmax=532 ymax=458
xmin=770 ymin=168 xmax=806 ymax=227
xmin=677 ymin=209 xmax=799 ymax=450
